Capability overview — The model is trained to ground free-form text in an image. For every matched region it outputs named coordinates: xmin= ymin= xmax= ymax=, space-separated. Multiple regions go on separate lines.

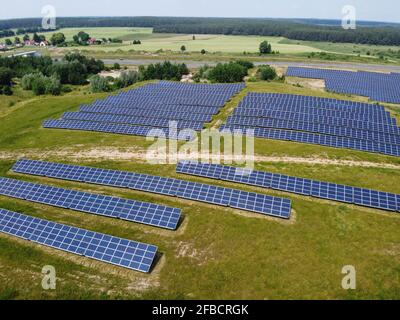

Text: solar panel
xmin=12 ymin=159 xmax=292 ymax=219
xmin=43 ymin=81 xmax=246 ymax=138
xmin=176 ymin=161 xmax=400 ymax=213
xmin=286 ymin=67 xmax=400 ymax=104
xmin=0 ymin=176 xmax=181 ymax=230
xmin=0 ymin=208 xmax=158 ymax=273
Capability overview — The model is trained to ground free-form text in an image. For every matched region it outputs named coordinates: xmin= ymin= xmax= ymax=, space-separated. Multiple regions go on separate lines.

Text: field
xmin=0 ymin=79 xmax=399 ymax=300
xmin=8 ymin=27 xmax=320 ymax=54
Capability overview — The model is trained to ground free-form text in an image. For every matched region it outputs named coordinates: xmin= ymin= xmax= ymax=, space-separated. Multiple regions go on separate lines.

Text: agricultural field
xmin=0 ymin=79 xmax=399 ymax=300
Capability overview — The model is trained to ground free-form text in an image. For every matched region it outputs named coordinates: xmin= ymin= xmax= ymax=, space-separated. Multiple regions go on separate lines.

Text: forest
xmin=1 ymin=17 xmax=400 ymax=45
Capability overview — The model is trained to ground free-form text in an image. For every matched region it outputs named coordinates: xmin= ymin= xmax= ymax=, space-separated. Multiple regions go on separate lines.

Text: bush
xmin=90 ymin=75 xmax=110 ymax=93
xmin=257 ymin=65 xmax=277 ymax=81
xmin=235 ymin=60 xmax=254 ymax=70
xmin=22 ymin=73 xmax=62 ymax=95
xmin=2 ymin=85 xmax=12 ymax=96
xmin=0 ymin=67 xmax=13 ymax=85
xmin=208 ymin=62 xmax=247 ymax=83
xmin=31 ymin=77 xmax=47 ymax=95
xmin=139 ymin=61 xmax=189 ymax=81
xmin=113 ymin=63 xmax=121 ymax=70
xmin=114 ymin=70 xmax=139 ymax=89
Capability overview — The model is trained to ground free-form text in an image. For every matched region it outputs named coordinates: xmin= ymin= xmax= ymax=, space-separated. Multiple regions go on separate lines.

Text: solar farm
xmin=1 ymin=76 xmax=400 ymax=299
xmin=286 ymin=67 xmax=400 ymax=104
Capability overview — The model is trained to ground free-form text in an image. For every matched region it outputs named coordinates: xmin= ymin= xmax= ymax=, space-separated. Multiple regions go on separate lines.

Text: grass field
xmin=0 ymin=78 xmax=399 ymax=300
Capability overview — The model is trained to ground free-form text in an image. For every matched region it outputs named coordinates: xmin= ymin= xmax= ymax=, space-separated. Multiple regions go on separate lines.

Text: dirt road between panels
xmin=1 ymin=147 xmax=400 ymax=170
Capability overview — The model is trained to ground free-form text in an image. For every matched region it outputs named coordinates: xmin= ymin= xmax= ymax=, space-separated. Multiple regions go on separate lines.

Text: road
xmin=102 ymin=58 xmax=400 ymax=73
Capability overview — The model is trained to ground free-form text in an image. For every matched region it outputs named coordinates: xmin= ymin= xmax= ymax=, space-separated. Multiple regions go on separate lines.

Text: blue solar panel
xmin=0 ymin=208 xmax=158 ymax=273
xmin=286 ymin=67 xmax=400 ymax=104
xmin=12 ymin=159 xmax=292 ymax=219
xmin=176 ymin=161 xmax=400 ymax=213
xmin=0 ymin=176 xmax=181 ymax=230
xmin=43 ymin=81 xmax=245 ymax=138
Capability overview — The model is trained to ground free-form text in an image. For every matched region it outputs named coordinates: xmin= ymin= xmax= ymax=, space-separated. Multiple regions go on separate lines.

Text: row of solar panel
xmin=102 ymin=97 xmax=228 ymax=107
xmin=43 ymin=120 xmax=196 ymax=141
xmin=235 ymin=106 xmax=395 ymax=126
xmin=0 ymin=177 xmax=181 ymax=230
xmin=286 ymin=67 xmax=400 ymax=104
xmin=61 ymin=112 xmax=205 ymax=131
xmin=239 ymin=101 xmax=391 ymax=119
xmin=87 ymin=102 xmax=220 ymax=115
xmin=176 ymin=162 xmax=400 ymax=213
xmin=226 ymin=116 xmax=400 ymax=146
xmin=221 ymin=125 xmax=400 ymax=157
xmin=245 ymin=94 xmax=386 ymax=111
xmin=79 ymin=105 xmax=213 ymax=122
xmin=0 ymin=208 xmax=158 ymax=273
xmin=12 ymin=159 xmax=292 ymax=219
xmin=233 ymin=108 xmax=400 ymax=135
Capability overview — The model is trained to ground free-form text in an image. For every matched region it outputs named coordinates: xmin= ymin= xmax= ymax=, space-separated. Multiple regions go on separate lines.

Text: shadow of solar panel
xmin=0 ymin=208 xmax=157 ymax=273
xmin=13 ymin=159 xmax=291 ymax=219
xmin=0 ymin=176 xmax=180 ymax=230
xmin=176 ymin=161 xmax=399 ymax=213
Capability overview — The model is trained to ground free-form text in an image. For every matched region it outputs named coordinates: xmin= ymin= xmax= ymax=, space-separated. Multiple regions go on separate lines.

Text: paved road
xmin=102 ymin=58 xmax=400 ymax=73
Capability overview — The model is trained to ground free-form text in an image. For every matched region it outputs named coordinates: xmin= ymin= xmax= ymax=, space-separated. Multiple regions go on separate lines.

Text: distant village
xmin=0 ymin=28 xmax=128 ymax=52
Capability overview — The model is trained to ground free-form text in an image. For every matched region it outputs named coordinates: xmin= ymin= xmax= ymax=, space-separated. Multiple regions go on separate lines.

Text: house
xmin=87 ymin=38 xmax=97 ymax=45
xmin=39 ymin=41 xmax=49 ymax=47
xmin=24 ymin=40 xmax=36 ymax=46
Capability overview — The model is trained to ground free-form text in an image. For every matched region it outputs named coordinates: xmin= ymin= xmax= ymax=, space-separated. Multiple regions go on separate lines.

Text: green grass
xmin=0 ymin=80 xmax=399 ymax=300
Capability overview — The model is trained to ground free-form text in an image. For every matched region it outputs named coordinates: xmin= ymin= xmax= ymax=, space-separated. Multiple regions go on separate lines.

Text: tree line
xmin=1 ymin=17 xmax=400 ymax=45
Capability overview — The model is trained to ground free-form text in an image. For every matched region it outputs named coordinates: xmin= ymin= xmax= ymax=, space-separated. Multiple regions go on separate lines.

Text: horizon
xmin=0 ymin=16 xmax=399 ymax=24
xmin=1 ymin=0 xmax=399 ymax=23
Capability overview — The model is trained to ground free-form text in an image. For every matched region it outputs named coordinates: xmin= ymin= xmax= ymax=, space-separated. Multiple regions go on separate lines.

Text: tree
xmin=257 ymin=65 xmax=277 ymax=81
xmin=259 ymin=41 xmax=272 ymax=54
xmin=14 ymin=37 xmax=21 ymax=44
xmin=113 ymin=63 xmax=121 ymax=70
xmin=208 ymin=62 xmax=248 ymax=83
xmin=201 ymin=49 xmax=206 ymax=55
xmin=50 ymin=33 xmax=66 ymax=46
xmin=33 ymin=32 xmax=41 ymax=43
xmin=5 ymin=39 xmax=12 ymax=46
xmin=235 ymin=60 xmax=254 ymax=70
xmin=180 ymin=45 xmax=186 ymax=52
xmin=192 ymin=35 xmax=196 ymax=40
xmin=90 ymin=75 xmax=110 ymax=93
xmin=0 ymin=67 xmax=13 ymax=85
xmin=23 ymin=34 xmax=30 ymax=42
xmin=73 ymin=31 xmax=90 ymax=44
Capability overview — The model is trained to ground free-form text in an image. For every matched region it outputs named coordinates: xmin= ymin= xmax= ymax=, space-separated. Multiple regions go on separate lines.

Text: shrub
xmin=208 ymin=62 xmax=247 ymax=83
xmin=114 ymin=70 xmax=139 ymax=89
xmin=257 ymin=65 xmax=277 ymax=81
xmin=235 ymin=60 xmax=254 ymax=70
xmin=2 ymin=85 xmax=12 ymax=96
xmin=90 ymin=75 xmax=110 ymax=93
xmin=0 ymin=67 xmax=13 ymax=85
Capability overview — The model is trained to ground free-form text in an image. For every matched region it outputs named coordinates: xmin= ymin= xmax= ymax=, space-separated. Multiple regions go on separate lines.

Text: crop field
xmin=0 ymin=79 xmax=399 ymax=300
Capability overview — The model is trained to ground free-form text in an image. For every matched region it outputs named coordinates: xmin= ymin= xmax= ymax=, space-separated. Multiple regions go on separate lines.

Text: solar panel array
xmin=0 ymin=177 xmax=181 ymax=230
xmin=176 ymin=161 xmax=400 ymax=213
xmin=286 ymin=67 xmax=400 ymax=104
xmin=221 ymin=93 xmax=400 ymax=157
xmin=0 ymin=208 xmax=158 ymax=273
xmin=44 ymin=81 xmax=244 ymax=139
xmin=12 ymin=159 xmax=292 ymax=219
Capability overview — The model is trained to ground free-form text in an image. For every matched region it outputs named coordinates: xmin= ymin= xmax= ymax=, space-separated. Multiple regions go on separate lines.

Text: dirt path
xmin=1 ymin=147 xmax=399 ymax=170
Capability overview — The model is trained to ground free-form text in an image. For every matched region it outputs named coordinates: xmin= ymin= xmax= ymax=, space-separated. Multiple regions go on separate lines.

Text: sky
xmin=0 ymin=0 xmax=399 ymax=23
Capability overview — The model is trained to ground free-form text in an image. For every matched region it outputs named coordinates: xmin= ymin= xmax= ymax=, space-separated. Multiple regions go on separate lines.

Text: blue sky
xmin=1 ymin=0 xmax=399 ymax=22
